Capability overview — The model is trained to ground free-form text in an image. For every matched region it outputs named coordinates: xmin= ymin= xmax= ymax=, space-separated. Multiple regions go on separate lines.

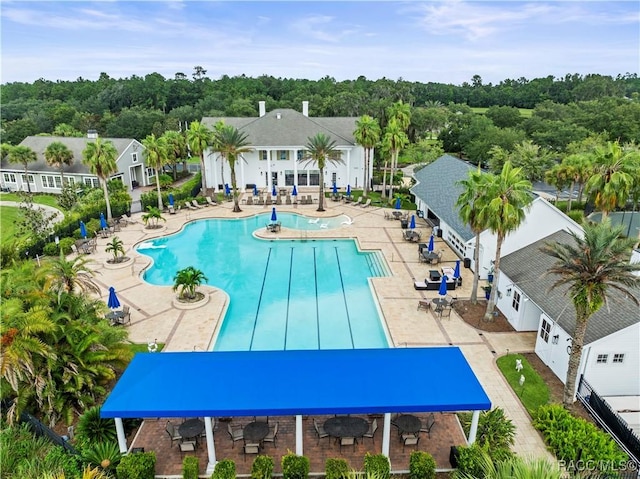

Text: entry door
xmin=271 ymin=172 xmax=278 ymax=187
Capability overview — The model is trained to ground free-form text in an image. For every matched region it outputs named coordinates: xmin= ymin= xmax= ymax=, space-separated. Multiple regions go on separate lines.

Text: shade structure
xmin=410 ymin=215 xmax=416 ymax=229
xmin=332 ymin=183 xmax=338 ymax=195
xmin=168 ymin=193 xmax=175 ymax=206
xmin=439 ymin=275 xmax=449 ymax=296
xmin=272 ymin=185 xmax=277 ymax=196
xmin=292 ymin=185 xmax=298 ymax=196
xmin=99 ymin=213 xmax=108 ymax=230
xmin=346 ymin=185 xmax=351 ymax=196
xmin=395 ymin=197 xmax=402 ymax=209
xmin=79 ymin=221 xmax=87 ymax=239
xmin=107 ymin=286 xmax=121 ymax=309
xmin=453 ymin=260 xmax=461 ymax=279
xmin=101 ymin=347 xmax=491 ymax=419
xmin=428 ymin=235 xmax=435 ymax=252
xmin=271 ymin=207 xmax=277 ymax=222
xmin=224 ymin=184 xmax=231 ymax=196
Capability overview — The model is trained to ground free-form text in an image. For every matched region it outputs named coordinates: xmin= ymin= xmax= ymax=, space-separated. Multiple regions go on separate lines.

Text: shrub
xmin=75 ymin=406 xmax=117 ymax=446
xmin=159 ymin=174 xmax=174 ymax=189
xmin=325 ymin=458 xmax=350 ymax=479
xmin=58 ymin=237 xmax=75 ymax=255
xmin=43 ymin=242 xmax=59 ymax=256
xmin=252 ymin=454 xmax=274 ymax=479
xmin=81 ymin=440 xmax=122 ymax=472
xmin=409 ymin=451 xmax=436 ymax=479
xmin=211 ymin=458 xmax=236 ymax=479
xmin=115 ymin=451 xmax=156 ymax=479
xmin=453 ymin=443 xmax=488 ymax=477
xmin=363 ymin=453 xmax=390 ymax=479
xmin=281 ymin=452 xmax=310 ymax=479
xmin=183 ymin=455 xmax=200 ymax=479
xmin=458 ymin=408 xmax=515 ymax=454
xmin=567 ymin=210 xmax=584 ymax=224
xmin=44 ymin=445 xmax=84 ymax=478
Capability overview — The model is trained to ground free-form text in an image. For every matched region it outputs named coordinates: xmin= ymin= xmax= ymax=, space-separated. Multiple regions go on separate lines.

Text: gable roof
xmin=202 ymin=109 xmax=357 ymax=147
xmin=1 ymin=136 xmax=137 ymax=175
xmin=500 ymin=230 xmax=640 ymax=344
xmin=410 ymin=155 xmax=476 ymax=241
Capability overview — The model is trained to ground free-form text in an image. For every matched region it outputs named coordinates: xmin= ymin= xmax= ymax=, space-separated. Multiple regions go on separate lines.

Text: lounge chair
xmin=246 ymin=196 xmax=254 ymax=205
xmin=353 ymin=197 xmax=363 ymax=206
xmin=191 ymin=200 xmax=204 ymax=209
xmin=185 ymin=201 xmax=198 ymax=211
xmin=206 ymin=196 xmax=217 ymax=206
xmin=168 ymin=205 xmax=176 ymax=214
xmin=361 ymin=198 xmax=371 ymax=208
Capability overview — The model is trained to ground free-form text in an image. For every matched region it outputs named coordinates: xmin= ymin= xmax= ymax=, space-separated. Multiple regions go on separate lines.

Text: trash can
xmin=464 ymin=258 xmax=472 ymax=269
xmin=437 ymin=228 xmax=443 ymax=237
xmin=401 ymin=219 xmax=408 ymax=229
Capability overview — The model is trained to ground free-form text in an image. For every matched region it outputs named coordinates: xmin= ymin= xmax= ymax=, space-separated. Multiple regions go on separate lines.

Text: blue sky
xmin=1 ymin=1 xmax=638 ymax=85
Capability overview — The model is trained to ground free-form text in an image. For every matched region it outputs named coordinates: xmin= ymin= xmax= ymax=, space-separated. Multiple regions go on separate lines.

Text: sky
xmin=1 ymin=1 xmax=638 ymax=86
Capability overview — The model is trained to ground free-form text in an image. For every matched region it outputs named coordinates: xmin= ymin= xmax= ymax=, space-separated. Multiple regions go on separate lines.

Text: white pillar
xmin=115 ymin=418 xmax=127 ymax=453
xmin=468 ymin=410 xmax=480 ymax=445
xmin=210 ymin=150 xmax=219 ymax=192
xmin=294 ymin=150 xmax=299 ymax=188
xmin=346 ymin=149 xmax=351 ymax=187
xmin=295 ymin=415 xmax=303 ymax=455
xmin=240 ymin=154 xmax=246 ymax=191
xmin=382 ymin=413 xmax=391 ymax=457
xmin=205 ymin=416 xmax=217 ymax=474
xmin=266 ymin=151 xmax=272 ymax=190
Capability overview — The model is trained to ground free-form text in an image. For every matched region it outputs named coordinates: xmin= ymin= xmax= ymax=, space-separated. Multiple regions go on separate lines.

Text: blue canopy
xmin=253 ymin=185 xmax=258 ymax=196
xmin=271 ymin=207 xmax=277 ymax=222
xmin=99 ymin=213 xmax=108 ymax=230
xmin=332 ymin=183 xmax=338 ymax=195
xmin=225 ymin=184 xmax=231 ymax=196
xmin=346 ymin=185 xmax=351 ymax=196
xmin=107 ymin=286 xmax=121 ymax=309
xmin=292 ymin=185 xmax=298 ymax=196
xmin=453 ymin=260 xmax=461 ymax=279
xmin=272 ymin=185 xmax=277 ymax=196
xmin=428 ymin=235 xmax=435 ymax=252
xmin=439 ymin=275 xmax=449 ymax=296
xmin=79 ymin=221 xmax=87 ymax=239
xmin=101 ymin=347 xmax=491 ymax=418
xmin=168 ymin=193 xmax=175 ymax=206
xmin=410 ymin=215 xmax=416 ymax=229
xmin=395 ymin=197 xmax=402 ymax=209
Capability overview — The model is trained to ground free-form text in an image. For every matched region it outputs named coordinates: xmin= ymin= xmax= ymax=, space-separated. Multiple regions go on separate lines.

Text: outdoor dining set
xmin=104 ymin=286 xmax=131 ymax=326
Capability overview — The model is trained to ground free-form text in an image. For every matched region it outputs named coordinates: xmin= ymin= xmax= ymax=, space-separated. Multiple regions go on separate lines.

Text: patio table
xmin=393 ymin=414 xmax=421 ymax=435
xmin=105 ymin=310 xmax=125 ymax=325
xmin=244 ymin=421 xmax=269 ymax=443
xmin=323 ymin=416 xmax=369 ymax=438
xmin=179 ymin=419 xmax=205 ymax=442
xmin=432 ymin=298 xmax=449 ymax=309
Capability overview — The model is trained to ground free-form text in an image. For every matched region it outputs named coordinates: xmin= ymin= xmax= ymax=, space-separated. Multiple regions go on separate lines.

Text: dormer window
xmin=132 ymin=152 xmax=139 ymax=163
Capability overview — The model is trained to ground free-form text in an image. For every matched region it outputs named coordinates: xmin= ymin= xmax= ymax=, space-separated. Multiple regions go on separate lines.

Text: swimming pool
xmin=138 ymin=213 xmax=390 ymax=351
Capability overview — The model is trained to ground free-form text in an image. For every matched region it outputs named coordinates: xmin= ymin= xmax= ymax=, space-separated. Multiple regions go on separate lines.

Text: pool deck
xmin=87 ymin=194 xmax=553 ymax=472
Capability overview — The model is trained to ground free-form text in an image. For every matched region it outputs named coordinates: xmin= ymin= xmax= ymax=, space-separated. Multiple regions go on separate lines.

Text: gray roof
xmin=1 ymin=136 xmax=135 ymax=175
xmin=202 ymin=109 xmax=357 ymax=147
xmin=500 ymin=230 xmax=640 ymax=344
xmin=410 ymin=155 xmax=476 ymax=241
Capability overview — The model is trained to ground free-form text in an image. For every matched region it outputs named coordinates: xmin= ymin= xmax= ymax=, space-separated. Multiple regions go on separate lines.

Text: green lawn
xmin=0 ymin=205 xmax=23 ymax=243
xmin=0 ymin=192 xmax=61 ymax=209
xmin=496 ymin=353 xmax=550 ymax=414
xmin=128 ymin=342 xmax=165 ymax=355
xmin=472 ymin=107 xmax=533 ymax=118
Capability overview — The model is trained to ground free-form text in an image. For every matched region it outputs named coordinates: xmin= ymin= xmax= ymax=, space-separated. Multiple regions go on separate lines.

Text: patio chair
xmin=168 ymin=205 xmax=176 ymax=214
xmin=206 ymin=196 xmax=217 ymax=206
xmin=417 ymin=301 xmax=430 ymax=312
xmin=340 ymin=436 xmax=356 ymax=452
xmin=353 ymin=197 xmax=363 ymax=206
xmin=185 ymin=201 xmax=198 ymax=211
xmin=227 ymin=423 xmax=244 ymax=448
xmin=179 ymin=440 xmax=196 ymax=456
xmin=285 ymin=195 xmax=292 ymax=205
xmin=361 ymin=198 xmax=372 ymax=208
xmin=121 ymin=305 xmax=131 ymax=325
xmin=243 ymin=443 xmax=260 ymax=461
xmin=440 ymin=307 xmax=452 ymax=319
xmin=313 ymin=418 xmax=329 ymax=444
xmin=262 ymin=421 xmax=278 ymax=448
xmin=402 ymin=433 xmax=420 ymax=451
xmin=362 ymin=418 xmax=378 ymax=444
xmin=420 ymin=413 xmax=436 ymax=438
xmin=165 ymin=420 xmax=182 ymax=447
xmin=191 ymin=200 xmax=204 ymax=209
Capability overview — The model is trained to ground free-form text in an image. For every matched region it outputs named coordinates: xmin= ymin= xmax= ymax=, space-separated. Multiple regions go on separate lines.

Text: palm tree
xmin=186 ymin=121 xmax=212 ymax=193
xmin=482 ymin=161 xmax=532 ymax=320
xmin=44 ymin=253 xmax=101 ymax=300
xmin=541 ymin=221 xmax=640 ymax=407
xmin=353 ymin=115 xmax=381 ymax=197
xmin=142 ymin=133 xmax=168 ymax=210
xmin=105 ymin=236 xmax=125 ymax=263
xmin=562 ymin=152 xmax=592 ymax=206
xmin=142 ymin=206 xmax=166 ymax=229
xmin=381 ymin=118 xmax=408 ymax=200
xmin=173 ymin=266 xmax=208 ymax=300
xmin=82 ymin=138 xmax=118 ymax=221
xmin=214 ymin=124 xmax=252 ymax=213
xmin=163 ymin=130 xmax=188 ymax=180
xmin=585 ymin=140 xmax=638 ymax=219
xmin=44 ymin=141 xmax=74 ymax=188
xmin=8 ymin=145 xmax=37 ymax=193
xmin=300 ymin=133 xmax=343 ymax=212
xmin=456 ymin=168 xmax=490 ymax=303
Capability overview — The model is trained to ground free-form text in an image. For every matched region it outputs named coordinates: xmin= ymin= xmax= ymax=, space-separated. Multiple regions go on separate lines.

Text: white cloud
xmin=289 ymin=14 xmax=360 ymax=43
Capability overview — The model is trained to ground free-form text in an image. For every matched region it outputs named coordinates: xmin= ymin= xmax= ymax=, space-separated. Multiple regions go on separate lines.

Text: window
xmin=84 ymin=177 xmax=100 ymax=188
xmin=41 ymin=175 xmax=61 ymax=188
xmin=131 ymin=152 xmax=139 ymax=163
xmin=278 ymin=150 xmax=289 ymax=161
xmin=3 ymin=173 xmax=16 ymax=183
xmin=309 ymin=170 xmax=320 ymax=186
xmin=540 ymin=319 xmax=551 ymax=343
xmin=612 ymin=353 xmax=625 ymax=364
xmin=297 ymin=172 xmax=308 ymax=186
xmin=21 ymin=174 xmax=34 ymax=184
xmin=259 ymin=150 xmax=268 ymax=161
xmin=285 ymin=170 xmax=295 ymax=186
xmin=297 ymin=150 xmax=304 ymax=161
xmin=65 ymin=177 xmax=75 ymax=186
xmin=146 ymin=167 xmax=156 ymax=178
xmin=512 ymin=291 xmax=521 ymax=311
xmin=331 ymin=172 xmax=337 ymax=184
xmin=596 ymin=354 xmax=608 ymax=364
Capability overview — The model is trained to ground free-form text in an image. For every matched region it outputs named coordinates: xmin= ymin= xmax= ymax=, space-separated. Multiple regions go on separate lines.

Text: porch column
xmin=266 ymin=151 xmax=272 ymax=191
xmin=115 ymin=417 xmax=127 ymax=453
xmin=294 ymin=150 xmax=299 ymax=189
xmin=346 ymin=149 xmax=351 ymax=188
xmin=205 ymin=416 xmax=217 ymax=474
xmin=211 ymin=151 xmax=219 ymax=192
xmin=295 ymin=415 xmax=303 ymax=455
xmin=382 ymin=413 xmax=391 ymax=457
xmin=467 ymin=410 xmax=480 ymax=445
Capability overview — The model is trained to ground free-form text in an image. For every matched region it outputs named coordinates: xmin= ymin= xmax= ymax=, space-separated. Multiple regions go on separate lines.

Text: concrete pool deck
xmin=86 ymin=195 xmax=552 ymax=461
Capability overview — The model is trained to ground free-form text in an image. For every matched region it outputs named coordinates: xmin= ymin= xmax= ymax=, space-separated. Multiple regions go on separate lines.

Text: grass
xmin=472 ymin=107 xmax=533 ymax=118
xmin=0 ymin=205 xmax=23 ymax=243
xmin=496 ymin=353 xmax=550 ymax=414
xmin=0 ymin=192 xmax=61 ymax=209
xmin=128 ymin=342 xmax=165 ymax=355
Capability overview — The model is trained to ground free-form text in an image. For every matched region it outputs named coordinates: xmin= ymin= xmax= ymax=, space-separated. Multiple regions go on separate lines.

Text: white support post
xmin=382 ymin=413 xmax=391 ymax=457
xmin=115 ymin=418 xmax=127 ymax=453
xmin=346 ymin=149 xmax=351 ymax=187
xmin=468 ymin=410 xmax=480 ymax=445
xmin=205 ymin=416 xmax=217 ymax=475
xmin=266 ymin=151 xmax=272 ymax=190
xmin=296 ymin=415 xmax=303 ymax=455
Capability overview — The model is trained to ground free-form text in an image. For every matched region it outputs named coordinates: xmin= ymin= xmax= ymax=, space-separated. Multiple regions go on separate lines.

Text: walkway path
xmin=0 ymin=200 xmax=64 ymax=225
xmin=85 ymin=193 xmax=552 ymax=460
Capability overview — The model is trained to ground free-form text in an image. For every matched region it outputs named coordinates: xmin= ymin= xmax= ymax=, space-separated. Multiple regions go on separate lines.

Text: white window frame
xmin=21 ymin=174 xmax=35 ymax=184
xmin=84 ymin=177 xmax=100 ymax=188
xmin=3 ymin=173 xmax=16 ymax=183
xmin=512 ymin=291 xmax=521 ymax=311
xmin=596 ymin=354 xmax=608 ymax=364
xmin=612 ymin=353 xmax=625 ymax=364
xmin=41 ymin=175 xmax=59 ymax=188
xmin=146 ymin=167 xmax=156 ymax=178
xmin=132 ymin=152 xmax=139 ymax=163
xmin=259 ymin=150 xmax=268 ymax=161
xmin=540 ymin=319 xmax=551 ymax=343
xmin=278 ymin=150 xmax=288 ymax=161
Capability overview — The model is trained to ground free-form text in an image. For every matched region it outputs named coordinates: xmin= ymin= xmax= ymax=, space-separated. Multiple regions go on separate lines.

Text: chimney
xmin=302 ymin=101 xmax=309 ymax=117
xmin=87 ymin=129 xmax=98 ymax=139
xmin=259 ymin=101 xmax=266 ymax=117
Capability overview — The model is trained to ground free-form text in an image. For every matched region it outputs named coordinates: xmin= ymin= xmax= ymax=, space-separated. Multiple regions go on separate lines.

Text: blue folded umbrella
xmin=410 ymin=215 xmax=416 ymax=229
xmin=453 ymin=260 xmax=461 ymax=279
xmin=439 ymin=275 xmax=449 ymax=296
xmin=271 ymin=207 xmax=277 ymax=222
xmin=346 ymin=185 xmax=351 ymax=196
xmin=332 ymin=183 xmax=338 ymax=195
xmin=80 ymin=221 xmax=87 ymax=239
xmin=107 ymin=286 xmax=121 ymax=309
xmin=253 ymin=185 xmax=258 ymax=196
xmin=168 ymin=193 xmax=175 ymax=206
xmin=225 ymin=184 xmax=231 ymax=196
xmin=428 ymin=235 xmax=435 ymax=252
xmin=292 ymin=185 xmax=298 ymax=196
xmin=395 ymin=197 xmax=401 ymax=209
xmin=272 ymin=185 xmax=277 ymax=196
xmin=99 ymin=213 xmax=108 ymax=230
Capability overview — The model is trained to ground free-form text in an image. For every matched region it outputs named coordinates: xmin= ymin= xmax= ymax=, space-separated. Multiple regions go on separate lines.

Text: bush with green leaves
xmin=81 ymin=440 xmax=122 ymax=472
xmin=458 ymin=408 xmax=515 ymax=455
xmin=533 ymin=404 xmax=628 ymax=468
xmin=75 ymin=406 xmax=117 ymax=446
xmin=325 ymin=458 xmax=350 ymax=479
xmin=43 ymin=241 xmax=59 ymax=256
xmin=281 ymin=452 xmax=310 ymax=479
xmin=159 ymin=174 xmax=174 ymax=189
xmin=409 ymin=451 xmax=436 ymax=479
xmin=251 ymin=454 xmax=274 ymax=479
xmin=452 ymin=443 xmax=487 ymax=477
xmin=363 ymin=453 xmax=390 ymax=479
xmin=211 ymin=458 xmax=236 ymax=479
xmin=183 ymin=455 xmax=200 ymax=479
xmin=58 ymin=237 xmax=75 ymax=255
xmin=115 ymin=450 xmax=156 ymax=479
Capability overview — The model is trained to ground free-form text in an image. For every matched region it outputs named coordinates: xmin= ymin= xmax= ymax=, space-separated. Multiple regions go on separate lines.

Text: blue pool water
xmin=138 ymin=213 xmax=390 ymax=351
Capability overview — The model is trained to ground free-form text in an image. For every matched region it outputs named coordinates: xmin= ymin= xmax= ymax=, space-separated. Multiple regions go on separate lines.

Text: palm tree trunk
xmin=389 ymin=150 xmax=397 ymax=199
xmin=102 ymin=177 xmax=113 ymax=221
xmin=24 ymin=164 xmax=31 ymax=193
xmin=363 ymin=148 xmax=370 ymax=197
xmin=155 ymin=174 xmax=163 ymax=210
xmin=60 ymin=167 xmax=66 ymax=189
xmin=484 ymin=234 xmax=503 ymax=321
xmin=317 ymin=169 xmax=325 ymax=212
xmin=471 ymin=232 xmax=481 ymax=304
xmin=566 ymin=181 xmax=575 ymax=212
xmin=230 ymin=163 xmax=241 ymax=213
xmin=381 ymin=159 xmax=388 ymax=200
xmin=199 ymin=152 xmax=207 ymax=192
xmin=564 ymin=312 xmax=589 ymax=407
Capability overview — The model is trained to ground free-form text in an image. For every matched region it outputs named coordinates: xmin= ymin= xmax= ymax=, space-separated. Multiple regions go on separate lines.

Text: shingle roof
xmin=500 ymin=230 xmax=640 ymax=344
xmin=1 ymin=136 xmax=135 ymax=174
xmin=202 ymin=109 xmax=357 ymax=147
xmin=410 ymin=155 xmax=476 ymax=241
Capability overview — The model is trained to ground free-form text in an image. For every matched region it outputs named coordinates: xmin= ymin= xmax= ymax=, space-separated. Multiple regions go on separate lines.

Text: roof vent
xmin=276 ymin=113 xmax=281 ymax=120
